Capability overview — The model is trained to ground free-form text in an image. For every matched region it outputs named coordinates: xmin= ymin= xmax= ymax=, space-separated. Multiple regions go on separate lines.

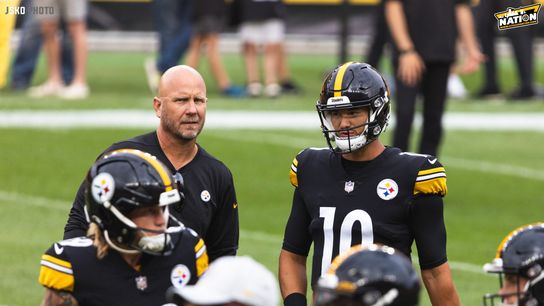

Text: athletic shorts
xmin=239 ymin=19 xmax=285 ymax=45
xmin=194 ymin=15 xmax=225 ymax=35
xmin=34 ymin=0 xmax=88 ymax=22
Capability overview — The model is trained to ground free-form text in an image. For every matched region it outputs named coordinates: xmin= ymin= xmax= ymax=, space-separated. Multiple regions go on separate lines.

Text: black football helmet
xmin=483 ymin=223 xmax=544 ymax=306
xmin=84 ymin=149 xmax=185 ymax=256
xmin=317 ymin=62 xmax=390 ymax=154
xmin=315 ymin=244 xmax=420 ymax=306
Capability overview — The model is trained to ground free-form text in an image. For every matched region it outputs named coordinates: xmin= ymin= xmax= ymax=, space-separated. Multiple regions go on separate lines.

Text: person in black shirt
xmin=64 ymin=65 xmax=239 ymax=262
xmin=385 ymin=0 xmax=484 ymax=156
xmin=279 ymin=62 xmax=459 ymax=306
xmin=39 ymin=149 xmax=208 ymax=306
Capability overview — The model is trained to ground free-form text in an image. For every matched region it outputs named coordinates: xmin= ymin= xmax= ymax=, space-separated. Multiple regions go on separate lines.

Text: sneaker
xmin=476 ymin=85 xmax=501 ymax=99
xmin=222 ymin=85 xmax=247 ymax=98
xmin=265 ymin=83 xmax=281 ymax=98
xmin=144 ymin=58 xmax=160 ymax=94
xmin=280 ymin=80 xmax=301 ymax=95
xmin=447 ymin=74 xmax=467 ymax=99
xmin=28 ymin=82 xmax=64 ymax=98
xmin=509 ymin=86 xmax=535 ymax=100
xmin=58 ymin=83 xmax=89 ymax=100
xmin=247 ymin=82 xmax=262 ymax=97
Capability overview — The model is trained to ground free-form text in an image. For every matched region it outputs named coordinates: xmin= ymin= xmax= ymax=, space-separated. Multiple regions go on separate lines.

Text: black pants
xmin=392 ymin=62 xmax=451 ymax=157
xmin=474 ymin=0 xmax=534 ymax=90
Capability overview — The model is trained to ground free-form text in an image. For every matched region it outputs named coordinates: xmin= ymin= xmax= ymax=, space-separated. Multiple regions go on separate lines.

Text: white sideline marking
xmin=1 ymin=110 xmax=544 ymax=131
xmin=1 ymin=190 xmax=486 ymax=274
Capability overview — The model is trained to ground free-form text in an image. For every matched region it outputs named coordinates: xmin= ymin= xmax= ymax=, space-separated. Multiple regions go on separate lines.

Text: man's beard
xmin=163 ymin=116 xmax=203 ymax=141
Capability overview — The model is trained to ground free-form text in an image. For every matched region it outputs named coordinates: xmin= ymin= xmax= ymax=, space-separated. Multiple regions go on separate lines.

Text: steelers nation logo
xmin=170 ymin=264 xmax=191 ymax=288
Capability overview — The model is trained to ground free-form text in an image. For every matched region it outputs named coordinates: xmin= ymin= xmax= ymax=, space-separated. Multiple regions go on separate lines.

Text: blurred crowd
xmin=0 ymin=0 xmax=541 ymax=102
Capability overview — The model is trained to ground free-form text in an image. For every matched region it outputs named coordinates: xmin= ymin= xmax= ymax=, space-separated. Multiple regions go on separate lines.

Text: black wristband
xmin=284 ymin=293 xmax=307 ymax=306
xmin=399 ymin=48 xmax=415 ymax=55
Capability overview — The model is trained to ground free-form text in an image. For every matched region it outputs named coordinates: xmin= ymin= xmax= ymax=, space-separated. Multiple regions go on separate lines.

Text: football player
xmin=279 ymin=62 xmax=459 ymax=306
xmin=315 ymin=244 xmax=420 ymax=306
xmin=483 ymin=223 xmax=544 ymax=306
xmin=39 ymin=149 xmax=208 ymax=306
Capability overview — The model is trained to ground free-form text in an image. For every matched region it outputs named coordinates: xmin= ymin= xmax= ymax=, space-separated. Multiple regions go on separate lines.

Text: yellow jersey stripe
xmin=414 ymin=177 xmax=447 ymax=196
xmin=417 ymin=167 xmax=445 ymax=176
xmin=39 ymin=265 xmax=75 ymax=292
xmin=110 ymin=149 xmax=173 ymax=191
xmin=333 ymin=62 xmax=353 ymax=97
xmin=195 ymin=251 xmax=209 ymax=277
xmin=194 ymin=238 xmax=205 ymax=254
xmin=42 ymin=254 xmax=72 ymax=269
xmin=289 ymin=170 xmax=298 ymax=187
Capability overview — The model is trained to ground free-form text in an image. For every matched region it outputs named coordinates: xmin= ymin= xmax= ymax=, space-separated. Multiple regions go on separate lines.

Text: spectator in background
xmin=474 ymin=0 xmax=536 ymax=100
xmin=185 ymin=0 xmax=246 ymax=97
xmin=385 ymin=0 xmax=484 ymax=156
xmin=167 ymin=256 xmax=279 ymax=306
xmin=145 ymin=0 xmax=193 ymax=94
xmin=236 ymin=0 xmax=286 ymax=98
xmin=277 ymin=43 xmax=302 ymax=95
xmin=0 ymin=0 xmax=20 ymax=89
xmin=28 ymin=0 xmax=89 ymax=100
xmin=10 ymin=0 xmax=74 ymax=91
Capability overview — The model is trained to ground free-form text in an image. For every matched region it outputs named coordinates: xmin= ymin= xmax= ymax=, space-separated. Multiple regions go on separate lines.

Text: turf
xmin=0 ymin=52 xmax=543 ymax=112
xmin=1 ymin=127 xmax=543 ymax=305
xmin=0 ymin=50 xmax=543 ymax=305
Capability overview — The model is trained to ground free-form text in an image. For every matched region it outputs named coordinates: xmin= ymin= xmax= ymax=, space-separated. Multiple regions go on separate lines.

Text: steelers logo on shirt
xmin=200 ymin=190 xmax=211 ymax=203
xmin=377 ymin=179 xmax=399 ymax=201
xmin=170 ymin=264 xmax=191 ymax=288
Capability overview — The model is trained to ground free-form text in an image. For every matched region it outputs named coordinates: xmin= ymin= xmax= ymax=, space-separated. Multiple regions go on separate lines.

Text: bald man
xmin=64 ymin=66 xmax=239 ymax=261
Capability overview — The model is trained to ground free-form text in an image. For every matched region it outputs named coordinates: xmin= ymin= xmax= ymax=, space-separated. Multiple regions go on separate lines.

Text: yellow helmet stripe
xmin=495 ymin=222 xmax=544 ymax=258
xmin=109 ymin=149 xmax=173 ymax=191
xmin=333 ymin=62 xmax=354 ymax=97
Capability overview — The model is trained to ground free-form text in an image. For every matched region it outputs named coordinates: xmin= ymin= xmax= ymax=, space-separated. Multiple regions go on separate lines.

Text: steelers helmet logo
xmin=91 ymin=172 xmax=115 ymax=203
xmin=200 ymin=190 xmax=211 ymax=202
xmin=376 ymin=179 xmax=398 ymax=200
xmin=170 ymin=264 xmax=191 ymax=288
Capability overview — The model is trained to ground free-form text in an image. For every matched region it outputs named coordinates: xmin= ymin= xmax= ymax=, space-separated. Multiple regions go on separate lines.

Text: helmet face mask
xmin=85 ymin=149 xmax=185 ymax=256
xmin=315 ymin=245 xmax=420 ymax=306
xmin=317 ymin=62 xmax=390 ymax=154
xmin=483 ymin=223 xmax=544 ymax=306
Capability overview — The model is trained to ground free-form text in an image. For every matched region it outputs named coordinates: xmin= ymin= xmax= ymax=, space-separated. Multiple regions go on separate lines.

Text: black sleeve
xmin=409 ymin=195 xmax=447 ymax=270
xmin=63 ymin=181 xmax=89 ymax=239
xmin=204 ymin=170 xmax=239 ymax=262
xmin=282 ymin=188 xmax=312 ymax=256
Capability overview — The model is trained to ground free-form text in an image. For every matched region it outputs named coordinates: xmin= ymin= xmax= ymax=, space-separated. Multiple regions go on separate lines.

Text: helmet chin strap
xmin=138 ymin=233 xmax=171 ymax=253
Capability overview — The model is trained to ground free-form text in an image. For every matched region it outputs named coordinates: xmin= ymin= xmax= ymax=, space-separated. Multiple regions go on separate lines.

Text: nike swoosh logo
xmin=428 ymin=158 xmax=438 ymax=164
xmin=54 ymin=243 xmax=64 ymax=255
xmin=233 ymin=203 xmax=238 ymax=209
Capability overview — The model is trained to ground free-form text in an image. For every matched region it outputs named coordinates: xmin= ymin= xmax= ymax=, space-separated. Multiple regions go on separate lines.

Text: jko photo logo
xmin=494 ymin=4 xmax=542 ymax=30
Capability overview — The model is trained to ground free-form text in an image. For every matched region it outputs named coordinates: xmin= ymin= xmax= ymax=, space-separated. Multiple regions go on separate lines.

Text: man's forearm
xmin=385 ymin=0 xmax=414 ymax=52
xmin=455 ymin=4 xmax=479 ymax=52
xmin=421 ymin=263 xmax=460 ymax=306
xmin=279 ymin=249 xmax=308 ymax=301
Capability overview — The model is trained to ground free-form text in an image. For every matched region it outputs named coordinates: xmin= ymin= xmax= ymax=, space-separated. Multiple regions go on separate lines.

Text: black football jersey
xmin=282 ymin=147 xmax=448 ymax=286
xmin=64 ymin=131 xmax=239 ymax=261
xmin=39 ymin=228 xmax=208 ymax=306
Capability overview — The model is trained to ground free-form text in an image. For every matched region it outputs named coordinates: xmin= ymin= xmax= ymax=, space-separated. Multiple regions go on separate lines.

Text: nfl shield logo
xmin=344 ymin=181 xmax=355 ymax=193
xmin=135 ymin=276 xmax=148 ymax=291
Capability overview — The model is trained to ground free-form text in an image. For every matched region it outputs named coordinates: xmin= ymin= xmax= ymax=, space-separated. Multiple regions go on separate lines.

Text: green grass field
xmin=0 ymin=51 xmax=543 ymax=305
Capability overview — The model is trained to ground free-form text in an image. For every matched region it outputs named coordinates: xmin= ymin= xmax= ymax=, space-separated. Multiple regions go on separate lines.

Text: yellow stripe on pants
xmin=0 ymin=0 xmax=21 ymax=89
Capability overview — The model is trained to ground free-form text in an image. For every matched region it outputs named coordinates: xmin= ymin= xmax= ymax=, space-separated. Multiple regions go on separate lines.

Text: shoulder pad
xmin=414 ymin=156 xmax=447 ymax=196
xmin=289 ymin=148 xmax=329 ymax=188
xmin=39 ymin=242 xmax=75 ymax=292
